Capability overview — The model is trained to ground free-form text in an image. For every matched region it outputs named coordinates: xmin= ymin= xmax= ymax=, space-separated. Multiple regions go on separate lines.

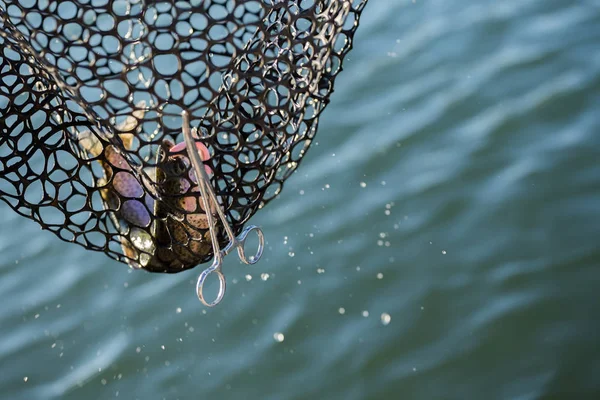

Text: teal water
xmin=2 ymin=0 xmax=600 ymax=399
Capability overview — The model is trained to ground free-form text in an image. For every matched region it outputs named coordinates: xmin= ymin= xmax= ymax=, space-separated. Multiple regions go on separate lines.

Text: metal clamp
xmin=181 ymin=111 xmax=264 ymax=307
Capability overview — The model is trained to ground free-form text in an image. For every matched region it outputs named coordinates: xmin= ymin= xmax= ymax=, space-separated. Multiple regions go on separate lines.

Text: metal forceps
xmin=181 ymin=111 xmax=264 ymax=307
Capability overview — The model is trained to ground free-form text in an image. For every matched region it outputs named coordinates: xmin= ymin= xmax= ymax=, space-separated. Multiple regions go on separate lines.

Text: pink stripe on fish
xmin=170 ymin=141 xmax=212 ymax=175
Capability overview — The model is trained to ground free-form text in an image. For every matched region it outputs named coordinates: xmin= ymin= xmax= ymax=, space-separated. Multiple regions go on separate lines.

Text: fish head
xmin=155 ymin=139 xmax=212 ymax=213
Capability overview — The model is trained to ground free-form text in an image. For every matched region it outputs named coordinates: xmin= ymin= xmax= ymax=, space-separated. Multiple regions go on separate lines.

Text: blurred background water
xmin=2 ymin=0 xmax=600 ymax=399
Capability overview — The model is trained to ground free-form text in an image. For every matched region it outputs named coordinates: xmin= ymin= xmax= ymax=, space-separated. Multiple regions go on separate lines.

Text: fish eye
xmin=173 ymin=157 xmax=187 ymax=175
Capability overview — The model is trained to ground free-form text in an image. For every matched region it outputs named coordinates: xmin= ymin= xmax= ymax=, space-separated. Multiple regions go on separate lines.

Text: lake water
xmin=2 ymin=0 xmax=600 ymax=399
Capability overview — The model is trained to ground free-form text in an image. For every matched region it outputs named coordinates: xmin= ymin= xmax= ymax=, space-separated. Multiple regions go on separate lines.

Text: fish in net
xmin=0 ymin=0 xmax=367 ymax=305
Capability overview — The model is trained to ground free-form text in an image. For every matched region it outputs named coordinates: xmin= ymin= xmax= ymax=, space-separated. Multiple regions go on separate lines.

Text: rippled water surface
xmin=2 ymin=0 xmax=600 ymax=399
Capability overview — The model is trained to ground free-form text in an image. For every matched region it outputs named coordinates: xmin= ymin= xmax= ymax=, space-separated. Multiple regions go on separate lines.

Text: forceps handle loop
xmin=196 ymin=263 xmax=226 ymax=307
xmin=196 ymin=225 xmax=264 ymax=307
xmin=229 ymin=224 xmax=264 ymax=265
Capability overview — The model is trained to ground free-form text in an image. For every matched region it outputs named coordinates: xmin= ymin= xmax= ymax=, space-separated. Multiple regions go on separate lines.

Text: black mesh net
xmin=0 ymin=0 xmax=367 ymax=275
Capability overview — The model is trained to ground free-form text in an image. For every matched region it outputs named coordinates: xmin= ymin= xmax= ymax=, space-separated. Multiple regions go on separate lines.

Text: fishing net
xmin=0 ymin=0 xmax=366 ymax=291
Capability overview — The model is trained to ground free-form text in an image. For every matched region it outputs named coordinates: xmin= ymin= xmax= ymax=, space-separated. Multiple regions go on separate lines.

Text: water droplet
xmin=273 ymin=332 xmax=285 ymax=342
xmin=381 ymin=313 xmax=391 ymax=325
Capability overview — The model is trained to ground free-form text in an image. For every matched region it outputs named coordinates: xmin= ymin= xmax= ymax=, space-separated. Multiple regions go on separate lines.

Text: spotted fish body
xmin=150 ymin=139 xmax=218 ymax=272
xmin=79 ymin=104 xmax=216 ymax=272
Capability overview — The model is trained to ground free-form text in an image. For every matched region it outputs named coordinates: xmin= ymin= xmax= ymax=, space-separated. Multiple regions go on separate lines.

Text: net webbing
xmin=0 ymin=0 xmax=367 ymax=273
